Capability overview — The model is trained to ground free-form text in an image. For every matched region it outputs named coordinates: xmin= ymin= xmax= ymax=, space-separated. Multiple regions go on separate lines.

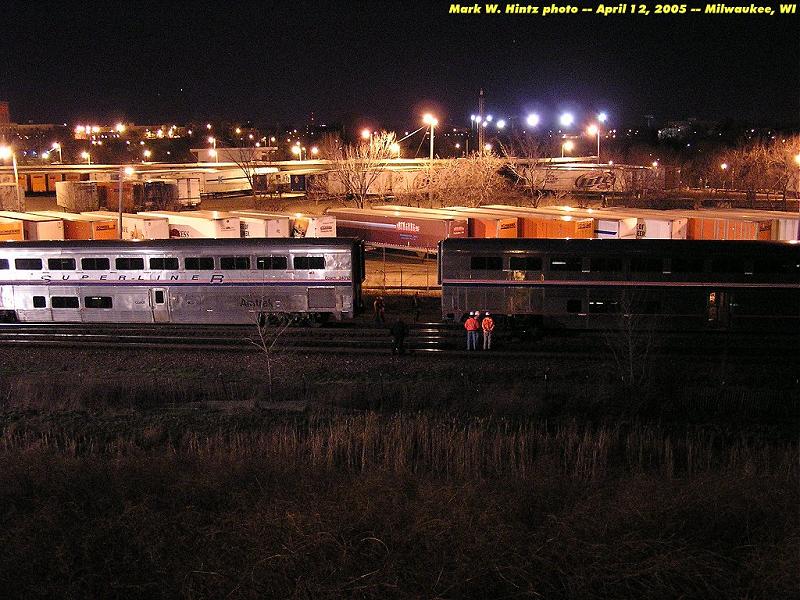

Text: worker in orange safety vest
xmin=464 ymin=311 xmax=480 ymax=350
xmin=481 ymin=312 xmax=495 ymax=350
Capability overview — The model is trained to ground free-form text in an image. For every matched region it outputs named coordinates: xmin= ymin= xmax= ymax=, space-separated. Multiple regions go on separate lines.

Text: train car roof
xmin=0 ymin=238 xmax=362 ymax=250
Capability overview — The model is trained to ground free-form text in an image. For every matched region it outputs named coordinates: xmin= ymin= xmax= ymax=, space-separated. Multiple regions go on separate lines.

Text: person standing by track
xmin=390 ymin=317 xmax=408 ymax=355
xmin=464 ymin=311 xmax=479 ymax=351
xmin=481 ymin=312 xmax=495 ymax=350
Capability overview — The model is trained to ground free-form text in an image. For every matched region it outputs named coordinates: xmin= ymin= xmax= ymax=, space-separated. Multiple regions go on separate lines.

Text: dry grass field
xmin=0 ymin=344 xmax=796 ymax=598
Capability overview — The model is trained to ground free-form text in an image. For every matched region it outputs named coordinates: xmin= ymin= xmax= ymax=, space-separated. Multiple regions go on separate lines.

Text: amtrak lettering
xmin=396 ymin=221 xmax=421 ymax=233
xmin=575 ymin=171 xmax=616 ymax=191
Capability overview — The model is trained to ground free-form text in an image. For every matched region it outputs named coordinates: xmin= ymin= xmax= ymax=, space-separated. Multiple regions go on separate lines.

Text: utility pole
xmin=477 ymin=88 xmax=485 ymax=152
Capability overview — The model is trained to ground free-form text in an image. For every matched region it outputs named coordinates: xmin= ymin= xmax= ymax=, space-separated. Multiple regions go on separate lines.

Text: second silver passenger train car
xmin=0 ymin=238 xmax=364 ymax=324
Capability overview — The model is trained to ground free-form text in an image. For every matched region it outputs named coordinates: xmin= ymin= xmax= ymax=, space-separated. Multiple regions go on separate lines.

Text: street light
xmin=597 ymin=112 xmax=608 ymax=123
xmin=142 ymin=149 xmax=152 ymax=162
xmin=80 ymin=151 xmax=91 ymax=165
xmin=291 ymin=145 xmax=303 ymax=160
xmin=561 ymin=140 xmax=574 ymax=158
xmin=587 ymin=124 xmax=601 ymax=164
xmin=559 ymin=112 xmax=575 ymax=128
xmin=310 ymin=146 xmax=319 ymax=157
xmin=360 ymin=129 xmax=371 ymax=140
xmin=422 ymin=113 xmax=438 ymax=162
xmin=389 ymin=142 xmax=401 ymax=157
xmin=496 ymin=119 xmax=506 ymax=130
xmin=526 ymin=113 xmax=540 ymax=128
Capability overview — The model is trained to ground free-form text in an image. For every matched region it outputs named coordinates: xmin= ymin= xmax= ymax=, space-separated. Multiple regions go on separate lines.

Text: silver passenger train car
xmin=439 ymin=238 xmax=800 ymax=331
xmin=0 ymin=238 xmax=365 ymax=324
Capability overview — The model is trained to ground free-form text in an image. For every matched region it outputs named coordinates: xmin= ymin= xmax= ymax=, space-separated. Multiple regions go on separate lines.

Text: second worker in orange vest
xmin=481 ymin=312 xmax=495 ymax=350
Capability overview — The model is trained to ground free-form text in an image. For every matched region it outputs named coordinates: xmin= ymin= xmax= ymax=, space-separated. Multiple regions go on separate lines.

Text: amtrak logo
xmin=396 ymin=221 xmax=420 ymax=233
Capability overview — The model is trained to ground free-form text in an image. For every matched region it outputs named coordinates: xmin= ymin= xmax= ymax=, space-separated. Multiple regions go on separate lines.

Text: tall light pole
xmin=423 ymin=113 xmax=438 ymax=205
xmin=423 ymin=113 xmax=438 ymax=162
xmin=81 ymin=151 xmax=91 ymax=165
xmin=561 ymin=140 xmax=574 ymax=158
xmin=51 ymin=142 xmax=63 ymax=163
xmin=208 ymin=136 xmax=217 ymax=164
xmin=0 ymin=145 xmax=22 ymax=208
xmin=587 ymin=124 xmax=600 ymax=164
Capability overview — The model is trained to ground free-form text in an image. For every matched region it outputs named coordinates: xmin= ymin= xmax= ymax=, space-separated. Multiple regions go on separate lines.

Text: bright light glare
xmin=526 ymin=113 xmax=540 ymax=127
xmin=115 ymin=123 xmax=126 ymax=133
xmin=562 ymin=140 xmax=575 ymax=152
xmin=143 ymin=150 xmax=152 ymax=158
xmin=42 ymin=152 xmax=50 ymax=159
xmin=794 ymin=153 xmax=800 ymax=166
xmin=587 ymin=124 xmax=599 ymax=136
xmin=361 ymin=129 xmax=371 ymax=139
xmin=422 ymin=113 xmax=438 ymax=126
xmin=291 ymin=146 xmax=301 ymax=155
xmin=389 ymin=142 xmax=400 ymax=154
xmin=496 ymin=119 xmax=506 ymax=129
xmin=208 ymin=136 xmax=215 ymax=144
xmin=485 ymin=115 xmax=493 ymax=122
xmin=484 ymin=143 xmax=492 ymax=151
xmin=720 ymin=162 xmax=728 ymax=170
xmin=124 ymin=166 xmax=135 ymax=175
xmin=0 ymin=146 xmax=12 ymax=160
xmin=559 ymin=113 xmax=575 ymax=127
xmin=311 ymin=146 xmax=319 ymax=155
xmin=598 ymin=112 xmax=608 ymax=123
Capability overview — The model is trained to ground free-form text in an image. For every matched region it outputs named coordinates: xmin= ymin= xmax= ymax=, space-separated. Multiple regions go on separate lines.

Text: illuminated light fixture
xmin=526 ymin=113 xmax=540 ymax=127
xmin=559 ymin=112 xmax=574 ymax=127
xmin=361 ymin=129 xmax=371 ymax=140
xmin=597 ymin=112 xmax=608 ymax=123
xmin=496 ymin=119 xmax=506 ymax=129
xmin=115 ymin=123 xmax=126 ymax=133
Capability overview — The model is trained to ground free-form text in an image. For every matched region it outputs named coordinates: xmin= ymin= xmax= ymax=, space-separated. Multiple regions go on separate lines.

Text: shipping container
xmin=479 ymin=205 xmax=595 ymax=239
xmin=230 ymin=212 xmax=291 ymax=238
xmin=234 ymin=210 xmax=335 ymax=238
xmin=326 ymin=207 xmax=467 ymax=252
xmin=0 ymin=217 xmax=24 ymax=241
xmin=32 ymin=211 xmax=118 ymax=240
xmin=669 ymin=210 xmax=773 ymax=241
xmin=0 ymin=211 xmax=64 ymax=240
xmin=29 ymin=173 xmax=48 ymax=193
xmin=137 ymin=210 xmax=240 ymax=239
xmin=55 ymin=181 xmax=100 ymax=212
xmin=176 ymin=177 xmax=201 ymax=206
xmin=373 ymin=205 xmax=518 ymax=238
xmin=82 ymin=211 xmax=170 ymax=240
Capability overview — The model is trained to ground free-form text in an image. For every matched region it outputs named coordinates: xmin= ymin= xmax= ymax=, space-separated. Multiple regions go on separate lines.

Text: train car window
xmin=149 ymin=258 xmax=179 ymax=270
xmin=294 ymin=256 xmax=325 ymax=270
xmin=220 ymin=256 xmax=251 ymax=270
xmin=32 ymin=296 xmax=46 ymax=308
xmin=185 ymin=257 xmax=215 ymax=270
xmin=51 ymin=296 xmax=79 ymax=309
xmin=154 ymin=290 xmax=165 ymax=304
xmin=630 ymin=256 xmax=663 ymax=273
xmin=47 ymin=258 xmax=76 ymax=270
xmin=0 ymin=259 xmax=8 ymax=269
xmin=590 ymin=257 xmax=623 ymax=272
xmin=566 ymin=299 xmax=582 ymax=313
xmin=671 ymin=257 xmax=705 ymax=273
xmin=257 ymin=256 xmax=289 ymax=270
xmin=588 ymin=300 xmax=621 ymax=313
xmin=470 ymin=256 xmax=503 ymax=270
xmin=549 ymin=257 xmax=581 ymax=272
xmin=15 ymin=258 xmax=42 ymax=270
xmin=711 ymin=256 xmax=744 ymax=274
xmin=84 ymin=296 xmax=113 ymax=309
xmin=753 ymin=257 xmax=799 ymax=275
xmin=508 ymin=256 xmax=543 ymax=271
xmin=116 ymin=257 xmax=145 ymax=270
xmin=81 ymin=257 xmax=110 ymax=271
xmin=630 ymin=300 xmax=661 ymax=314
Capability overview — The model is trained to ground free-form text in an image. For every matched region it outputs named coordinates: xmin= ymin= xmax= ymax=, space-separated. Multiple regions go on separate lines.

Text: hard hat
xmin=485 ymin=312 xmax=490 ymax=316
xmin=469 ymin=311 xmax=474 ymax=316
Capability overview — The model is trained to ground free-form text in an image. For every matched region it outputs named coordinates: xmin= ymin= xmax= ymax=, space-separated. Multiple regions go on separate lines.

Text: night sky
xmin=1 ymin=1 xmax=797 ymax=128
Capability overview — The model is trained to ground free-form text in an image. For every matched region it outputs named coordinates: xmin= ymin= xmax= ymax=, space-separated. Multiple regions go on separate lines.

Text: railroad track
xmin=0 ymin=322 xmax=795 ymax=360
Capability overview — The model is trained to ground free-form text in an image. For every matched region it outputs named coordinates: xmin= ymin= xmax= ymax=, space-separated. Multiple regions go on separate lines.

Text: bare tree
xmin=500 ymin=133 xmax=555 ymax=207
xmin=433 ymin=152 xmax=508 ymax=207
xmin=244 ymin=292 xmax=296 ymax=403
xmin=322 ymin=132 xmax=398 ymax=208
xmin=225 ymin=145 xmax=275 ymax=205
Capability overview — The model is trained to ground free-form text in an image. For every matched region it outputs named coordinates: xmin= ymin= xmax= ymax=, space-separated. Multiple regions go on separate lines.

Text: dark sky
xmin=1 ymin=0 xmax=797 ymax=129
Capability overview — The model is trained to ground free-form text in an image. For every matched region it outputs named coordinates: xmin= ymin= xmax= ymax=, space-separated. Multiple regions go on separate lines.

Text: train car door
xmin=705 ymin=291 xmax=730 ymax=328
xmin=150 ymin=288 xmax=170 ymax=322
